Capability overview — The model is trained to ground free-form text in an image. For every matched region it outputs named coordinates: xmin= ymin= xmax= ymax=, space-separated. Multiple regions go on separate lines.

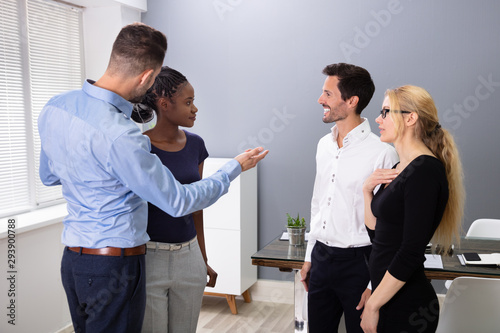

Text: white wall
xmin=82 ymin=3 xmax=142 ymax=79
xmin=0 ymin=222 xmax=68 ymax=332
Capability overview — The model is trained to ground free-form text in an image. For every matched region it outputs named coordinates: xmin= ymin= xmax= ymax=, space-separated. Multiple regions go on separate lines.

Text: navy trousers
xmin=61 ymin=247 xmax=146 ymax=333
xmin=308 ymin=242 xmax=371 ymax=333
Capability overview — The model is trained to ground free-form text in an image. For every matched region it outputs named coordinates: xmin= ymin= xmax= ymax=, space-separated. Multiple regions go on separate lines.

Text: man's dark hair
xmin=322 ymin=63 xmax=375 ymax=114
xmin=108 ymin=22 xmax=167 ymax=77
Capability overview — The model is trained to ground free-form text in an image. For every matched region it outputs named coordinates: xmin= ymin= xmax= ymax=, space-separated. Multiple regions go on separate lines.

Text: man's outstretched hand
xmin=234 ymin=147 xmax=269 ymax=172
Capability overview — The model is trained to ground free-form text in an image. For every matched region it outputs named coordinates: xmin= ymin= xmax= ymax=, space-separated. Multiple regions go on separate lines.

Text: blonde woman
xmin=360 ymin=85 xmax=464 ymax=333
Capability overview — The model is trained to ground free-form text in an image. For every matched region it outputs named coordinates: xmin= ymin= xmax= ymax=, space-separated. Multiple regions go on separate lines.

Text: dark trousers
xmin=61 ymin=247 xmax=146 ymax=333
xmin=308 ymin=242 xmax=371 ymax=333
xmin=377 ymin=270 xmax=439 ymax=333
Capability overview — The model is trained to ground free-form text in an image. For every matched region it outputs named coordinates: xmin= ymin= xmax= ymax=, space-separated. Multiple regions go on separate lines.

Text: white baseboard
xmin=54 ymin=323 xmax=73 ymax=333
xmin=247 ymin=279 xmax=294 ymax=305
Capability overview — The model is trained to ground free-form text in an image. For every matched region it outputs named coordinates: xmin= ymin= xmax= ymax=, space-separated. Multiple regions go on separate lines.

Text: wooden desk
xmin=252 ymin=236 xmax=500 ymax=280
xmin=252 ymin=235 xmax=499 ymax=332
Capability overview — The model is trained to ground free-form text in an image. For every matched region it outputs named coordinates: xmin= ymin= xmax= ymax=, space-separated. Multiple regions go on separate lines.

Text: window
xmin=0 ymin=0 xmax=83 ymax=218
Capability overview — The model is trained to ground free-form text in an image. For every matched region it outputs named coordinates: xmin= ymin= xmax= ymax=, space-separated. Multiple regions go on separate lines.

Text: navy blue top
xmin=147 ymin=130 xmax=209 ymax=243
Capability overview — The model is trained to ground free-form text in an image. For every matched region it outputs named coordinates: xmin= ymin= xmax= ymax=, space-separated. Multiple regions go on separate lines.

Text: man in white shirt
xmin=300 ymin=63 xmax=398 ymax=333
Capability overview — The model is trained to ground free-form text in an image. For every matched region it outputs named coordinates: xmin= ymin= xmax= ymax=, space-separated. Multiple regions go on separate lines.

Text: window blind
xmin=0 ymin=0 xmax=83 ymax=217
xmin=0 ymin=0 xmax=31 ymax=216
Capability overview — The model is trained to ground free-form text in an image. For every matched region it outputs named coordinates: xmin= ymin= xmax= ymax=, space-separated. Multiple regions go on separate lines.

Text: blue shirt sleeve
xmin=39 ymin=147 xmax=61 ymax=186
xmin=107 ymin=127 xmax=241 ymax=218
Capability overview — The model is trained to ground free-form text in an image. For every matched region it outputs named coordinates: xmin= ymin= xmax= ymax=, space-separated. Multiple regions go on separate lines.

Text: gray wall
xmin=143 ymin=0 xmax=500 ymax=281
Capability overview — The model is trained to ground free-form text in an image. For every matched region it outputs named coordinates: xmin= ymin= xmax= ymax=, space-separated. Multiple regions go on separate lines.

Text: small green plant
xmin=286 ymin=213 xmax=306 ymax=228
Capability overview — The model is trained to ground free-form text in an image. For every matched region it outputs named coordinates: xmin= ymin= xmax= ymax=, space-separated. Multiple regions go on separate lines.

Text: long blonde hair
xmin=386 ymin=85 xmax=465 ymax=252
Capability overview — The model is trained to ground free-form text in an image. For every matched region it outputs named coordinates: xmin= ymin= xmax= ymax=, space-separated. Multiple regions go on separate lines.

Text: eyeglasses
xmin=380 ymin=108 xmax=412 ymax=119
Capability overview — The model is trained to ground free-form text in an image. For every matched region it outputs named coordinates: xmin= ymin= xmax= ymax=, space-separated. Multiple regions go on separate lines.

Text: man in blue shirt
xmin=38 ymin=22 xmax=268 ymax=332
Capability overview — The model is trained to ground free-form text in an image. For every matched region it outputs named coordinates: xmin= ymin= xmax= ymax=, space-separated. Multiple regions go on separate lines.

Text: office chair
xmin=466 ymin=218 xmax=500 ymax=239
xmin=444 ymin=218 xmax=500 ymax=290
xmin=436 ymin=277 xmax=500 ymax=333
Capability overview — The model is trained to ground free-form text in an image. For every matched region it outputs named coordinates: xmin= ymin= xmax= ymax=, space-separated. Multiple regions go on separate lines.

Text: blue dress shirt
xmin=38 ymin=80 xmax=241 ymax=248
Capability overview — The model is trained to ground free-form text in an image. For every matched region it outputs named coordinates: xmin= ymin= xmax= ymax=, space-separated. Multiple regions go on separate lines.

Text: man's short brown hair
xmin=108 ymin=22 xmax=167 ymax=77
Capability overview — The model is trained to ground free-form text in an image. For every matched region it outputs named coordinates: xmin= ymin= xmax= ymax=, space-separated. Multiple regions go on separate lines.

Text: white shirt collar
xmin=330 ymin=117 xmax=371 ymax=148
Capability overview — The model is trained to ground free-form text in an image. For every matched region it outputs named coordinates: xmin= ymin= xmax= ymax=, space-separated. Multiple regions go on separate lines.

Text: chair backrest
xmin=466 ymin=218 xmax=500 ymax=239
xmin=436 ymin=277 xmax=500 ymax=333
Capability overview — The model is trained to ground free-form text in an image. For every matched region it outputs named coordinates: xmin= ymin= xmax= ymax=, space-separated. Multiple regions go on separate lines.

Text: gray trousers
xmin=142 ymin=238 xmax=207 ymax=333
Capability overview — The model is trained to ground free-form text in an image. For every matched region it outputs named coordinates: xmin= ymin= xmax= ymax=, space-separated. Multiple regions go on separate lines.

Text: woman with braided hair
xmin=133 ymin=66 xmax=216 ymax=333
xmin=360 ymin=85 xmax=465 ymax=333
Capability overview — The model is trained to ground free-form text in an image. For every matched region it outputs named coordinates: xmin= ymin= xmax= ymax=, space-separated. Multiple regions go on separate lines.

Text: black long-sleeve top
xmin=367 ymin=155 xmax=449 ymax=289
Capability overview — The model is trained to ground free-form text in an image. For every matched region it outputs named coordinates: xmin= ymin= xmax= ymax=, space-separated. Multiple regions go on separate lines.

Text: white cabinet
xmin=202 ymin=158 xmax=258 ymax=313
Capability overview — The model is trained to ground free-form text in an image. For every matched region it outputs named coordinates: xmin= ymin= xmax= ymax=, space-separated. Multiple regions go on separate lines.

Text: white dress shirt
xmin=305 ymin=118 xmax=399 ymax=261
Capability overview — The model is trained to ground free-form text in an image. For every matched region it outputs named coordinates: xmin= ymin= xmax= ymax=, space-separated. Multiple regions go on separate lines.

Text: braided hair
xmin=132 ymin=66 xmax=188 ymax=123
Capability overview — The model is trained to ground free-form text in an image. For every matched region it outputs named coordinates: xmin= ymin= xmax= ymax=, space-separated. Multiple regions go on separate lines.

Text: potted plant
xmin=287 ymin=213 xmax=306 ymax=246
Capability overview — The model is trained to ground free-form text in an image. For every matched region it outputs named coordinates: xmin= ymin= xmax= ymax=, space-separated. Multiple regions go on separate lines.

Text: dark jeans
xmin=308 ymin=242 xmax=371 ymax=333
xmin=61 ymin=247 xmax=146 ymax=333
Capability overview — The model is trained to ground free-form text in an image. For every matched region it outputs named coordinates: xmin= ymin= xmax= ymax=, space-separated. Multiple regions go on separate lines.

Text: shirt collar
xmin=331 ymin=117 xmax=371 ymax=147
xmin=82 ymin=79 xmax=133 ymax=118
